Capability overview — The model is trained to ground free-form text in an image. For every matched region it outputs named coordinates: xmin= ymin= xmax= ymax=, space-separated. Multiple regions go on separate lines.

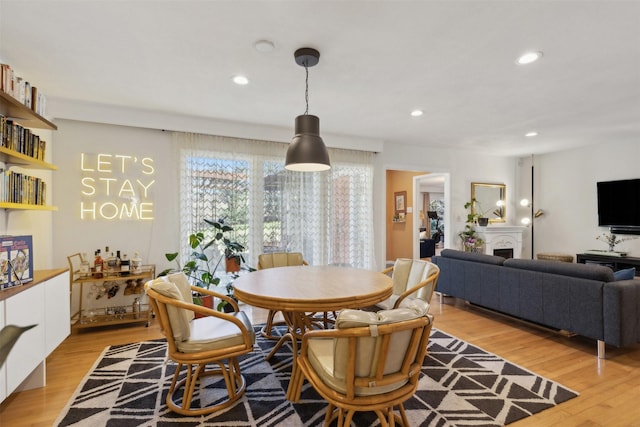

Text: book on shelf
xmin=0 ymin=114 xmax=47 ymax=161
xmin=0 ymin=168 xmax=47 ymax=205
xmin=0 ymin=63 xmax=46 ymax=115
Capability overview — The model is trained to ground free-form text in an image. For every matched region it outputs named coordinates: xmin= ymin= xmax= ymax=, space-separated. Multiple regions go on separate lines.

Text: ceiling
xmin=1 ymin=0 xmax=639 ymax=157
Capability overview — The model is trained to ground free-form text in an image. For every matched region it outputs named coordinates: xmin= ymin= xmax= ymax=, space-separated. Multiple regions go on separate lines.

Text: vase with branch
xmin=596 ymin=232 xmax=636 ymax=253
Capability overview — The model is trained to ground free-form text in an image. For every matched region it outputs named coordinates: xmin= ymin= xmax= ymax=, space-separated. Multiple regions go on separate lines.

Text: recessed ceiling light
xmin=517 ymin=51 xmax=543 ymax=65
xmin=525 ymin=131 xmax=538 ymax=137
xmin=411 ymin=109 xmax=424 ymax=117
xmin=254 ymin=39 xmax=275 ymax=52
xmin=232 ymin=75 xmax=249 ymax=85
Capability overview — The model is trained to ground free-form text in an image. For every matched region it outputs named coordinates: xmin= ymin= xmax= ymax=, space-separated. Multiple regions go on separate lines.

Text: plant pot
xmin=225 ymin=256 xmax=241 ymax=273
xmin=477 ymin=217 xmax=489 ymax=227
xmin=193 ymin=294 xmax=214 ymax=318
xmin=217 ymin=296 xmax=238 ymax=313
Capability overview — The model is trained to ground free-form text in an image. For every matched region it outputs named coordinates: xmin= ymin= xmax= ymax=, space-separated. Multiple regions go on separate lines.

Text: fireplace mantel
xmin=476 ymin=226 xmax=526 ymax=259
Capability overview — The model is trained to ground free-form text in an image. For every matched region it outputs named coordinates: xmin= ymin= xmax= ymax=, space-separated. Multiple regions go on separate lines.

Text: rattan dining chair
xmin=257 ymin=252 xmax=308 ymax=339
xmin=377 ymin=258 xmax=440 ymax=309
xmin=288 ymin=298 xmax=433 ymax=426
xmin=145 ymin=272 xmax=255 ymax=416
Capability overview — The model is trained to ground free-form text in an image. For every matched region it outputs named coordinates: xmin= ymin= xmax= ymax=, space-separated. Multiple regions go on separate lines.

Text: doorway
xmin=385 ymin=170 xmax=450 ymax=263
xmin=413 ymin=173 xmax=450 ymax=259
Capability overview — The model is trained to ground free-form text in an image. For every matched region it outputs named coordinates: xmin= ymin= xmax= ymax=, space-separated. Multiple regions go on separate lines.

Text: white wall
xmin=52 ymin=120 xmax=178 ymax=273
xmin=527 ymin=141 xmax=640 ymax=259
xmin=374 ymin=142 xmax=518 ymax=268
xmin=50 ymin=119 xmax=521 ymax=274
xmin=38 ymin=116 xmax=640 ymax=275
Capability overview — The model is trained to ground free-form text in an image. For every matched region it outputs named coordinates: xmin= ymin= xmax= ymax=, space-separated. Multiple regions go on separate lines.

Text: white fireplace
xmin=476 ymin=226 xmax=526 ymax=259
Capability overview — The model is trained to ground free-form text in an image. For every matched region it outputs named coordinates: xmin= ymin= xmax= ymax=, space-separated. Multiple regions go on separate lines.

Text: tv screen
xmin=597 ymin=179 xmax=640 ymax=227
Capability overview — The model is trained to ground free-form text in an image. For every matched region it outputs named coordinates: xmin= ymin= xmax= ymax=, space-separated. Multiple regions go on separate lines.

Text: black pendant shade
xmin=285 ymin=47 xmax=331 ymax=172
xmin=285 ymin=114 xmax=330 ymax=171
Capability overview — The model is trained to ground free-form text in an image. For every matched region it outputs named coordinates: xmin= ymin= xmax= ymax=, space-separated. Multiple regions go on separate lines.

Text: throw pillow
xmin=613 ymin=267 xmax=636 ymax=281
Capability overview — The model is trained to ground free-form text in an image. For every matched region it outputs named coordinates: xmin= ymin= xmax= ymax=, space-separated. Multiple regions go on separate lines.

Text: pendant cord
xmin=304 ymin=64 xmax=309 ymax=115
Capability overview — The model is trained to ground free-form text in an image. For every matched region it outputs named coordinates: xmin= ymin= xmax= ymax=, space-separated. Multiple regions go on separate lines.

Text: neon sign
xmin=79 ymin=153 xmax=155 ymax=220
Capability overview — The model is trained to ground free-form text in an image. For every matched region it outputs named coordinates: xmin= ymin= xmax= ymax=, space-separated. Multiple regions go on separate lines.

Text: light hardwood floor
xmin=2 ymin=297 xmax=640 ymax=426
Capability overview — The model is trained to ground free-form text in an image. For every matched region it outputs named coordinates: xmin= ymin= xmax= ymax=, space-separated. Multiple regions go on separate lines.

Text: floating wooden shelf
xmin=0 ymin=91 xmax=57 ymax=130
xmin=0 ymin=147 xmax=57 ymax=170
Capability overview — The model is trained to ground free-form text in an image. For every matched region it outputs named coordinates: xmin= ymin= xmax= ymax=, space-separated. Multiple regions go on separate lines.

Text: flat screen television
xmin=597 ymin=178 xmax=640 ymax=234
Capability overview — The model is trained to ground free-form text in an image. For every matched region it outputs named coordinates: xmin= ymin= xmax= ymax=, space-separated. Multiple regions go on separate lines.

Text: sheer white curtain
xmin=173 ymin=132 xmax=375 ymax=270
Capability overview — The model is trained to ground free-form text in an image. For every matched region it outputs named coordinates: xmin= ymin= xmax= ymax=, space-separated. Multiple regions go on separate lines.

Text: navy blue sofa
xmin=432 ymin=249 xmax=640 ymax=358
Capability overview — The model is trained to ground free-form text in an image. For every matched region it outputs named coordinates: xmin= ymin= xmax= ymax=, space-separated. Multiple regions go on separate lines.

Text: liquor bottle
xmin=116 ymin=250 xmax=122 ymax=269
xmin=80 ymin=252 xmax=91 ymax=278
xmin=94 ymin=250 xmax=104 ymax=278
xmin=120 ymin=253 xmax=130 ymax=276
xmin=131 ymin=251 xmax=142 ymax=274
xmin=132 ymin=297 xmax=141 ymax=319
xmin=106 ymin=250 xmax=117 ymax=275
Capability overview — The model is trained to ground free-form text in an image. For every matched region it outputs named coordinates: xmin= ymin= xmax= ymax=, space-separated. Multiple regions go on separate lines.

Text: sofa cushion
xmin=614 ymin=267 xmax=636 ymax=281
xmin=439 ymin=249 xmax=505 ymax=266
xmin=504 ymin=258 xmax=615 ymax=282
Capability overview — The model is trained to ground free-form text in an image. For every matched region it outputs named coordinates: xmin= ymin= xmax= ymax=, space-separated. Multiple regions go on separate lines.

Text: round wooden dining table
xmin=233 ymin=265 xmax=393 ymax=364
xmin=233 ymin=265 xmax=392 ymax=312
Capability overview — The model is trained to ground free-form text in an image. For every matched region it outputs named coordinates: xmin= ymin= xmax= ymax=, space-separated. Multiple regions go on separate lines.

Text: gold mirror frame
xmin=471 ymin=182 xmax=506 ymax=223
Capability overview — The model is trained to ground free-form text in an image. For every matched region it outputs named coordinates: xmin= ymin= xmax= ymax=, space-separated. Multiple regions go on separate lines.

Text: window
xmin=176 ymin=133 xmax=375 ymax=271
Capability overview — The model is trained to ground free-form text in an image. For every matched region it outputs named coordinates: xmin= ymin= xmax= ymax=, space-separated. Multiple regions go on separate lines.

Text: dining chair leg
xmin=398 ymin=403 xmax=410 ymax=426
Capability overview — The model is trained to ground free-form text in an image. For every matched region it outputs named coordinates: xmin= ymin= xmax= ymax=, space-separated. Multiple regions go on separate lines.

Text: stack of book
xmin=0 ymin=63 xmax=46 ymax=116
xmin=0 ymin=114 xmax=47 ymax=160
xmin=0 ymin=169 xmax=46 ymax=205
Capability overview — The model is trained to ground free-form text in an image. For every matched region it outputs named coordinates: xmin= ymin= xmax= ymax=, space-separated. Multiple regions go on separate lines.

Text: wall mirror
xmin=471 ymin=182 xmax=506 ymax=223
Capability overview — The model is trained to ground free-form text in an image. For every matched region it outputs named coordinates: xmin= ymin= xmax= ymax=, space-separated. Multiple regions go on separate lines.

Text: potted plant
xmin=459 ymin=200 xmax=485 ymax=252
xmin=458 ymin=224 xmax=484 ymax=252
xmin=159 ymin=218 xmax=249 ymax=311
xmin=464 ymin=198 xmax=492 ymax=226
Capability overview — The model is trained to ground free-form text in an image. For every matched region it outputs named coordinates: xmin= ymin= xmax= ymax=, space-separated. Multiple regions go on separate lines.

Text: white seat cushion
xmin=178 ymin=311 xmax=255 ymax=353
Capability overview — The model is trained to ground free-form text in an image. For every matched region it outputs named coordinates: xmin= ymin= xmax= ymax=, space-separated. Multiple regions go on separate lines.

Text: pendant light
xmin=285 ymin=47 xmax=331 ymax=171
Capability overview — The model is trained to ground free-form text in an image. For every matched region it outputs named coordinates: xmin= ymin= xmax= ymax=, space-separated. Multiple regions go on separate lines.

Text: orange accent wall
xmin=386 ymin=170 xmax=427 ymax=261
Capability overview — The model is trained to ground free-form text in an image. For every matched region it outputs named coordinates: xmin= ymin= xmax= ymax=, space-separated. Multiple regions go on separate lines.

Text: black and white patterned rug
xmin=55 ymin=327 xmax=578 ymax=426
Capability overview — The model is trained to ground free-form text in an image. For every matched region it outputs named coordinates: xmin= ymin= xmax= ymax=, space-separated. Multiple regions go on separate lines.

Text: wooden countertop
xmin=0 ymin=268 xmax=68 ymax=302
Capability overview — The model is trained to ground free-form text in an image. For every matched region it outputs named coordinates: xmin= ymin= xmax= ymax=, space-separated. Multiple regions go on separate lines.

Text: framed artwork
xmin=394 ymin=191 xmax=407 ymax=214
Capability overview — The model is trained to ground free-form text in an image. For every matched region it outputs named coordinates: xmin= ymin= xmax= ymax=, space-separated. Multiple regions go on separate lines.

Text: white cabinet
xmin=0 ymin=269 xmax=69 ymax=403
xmin=0 ymin=301 xmax=5 ymax=402
xmin=5 ymin=283 xmax=45 ymax=393
xmin=45 ymin=271 xmax=70 ymax=355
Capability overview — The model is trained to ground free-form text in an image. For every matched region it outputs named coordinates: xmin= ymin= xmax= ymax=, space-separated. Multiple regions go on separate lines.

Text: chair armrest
xmin=381 ymin=266 xmax=394 ymax=275
xmin=392 ymin=270 xmax=440 ymax=309
xmin=149 ymin=287 xmax=249 ymax=341
xmin=189 ymin=285 xmax=240 ymax=312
